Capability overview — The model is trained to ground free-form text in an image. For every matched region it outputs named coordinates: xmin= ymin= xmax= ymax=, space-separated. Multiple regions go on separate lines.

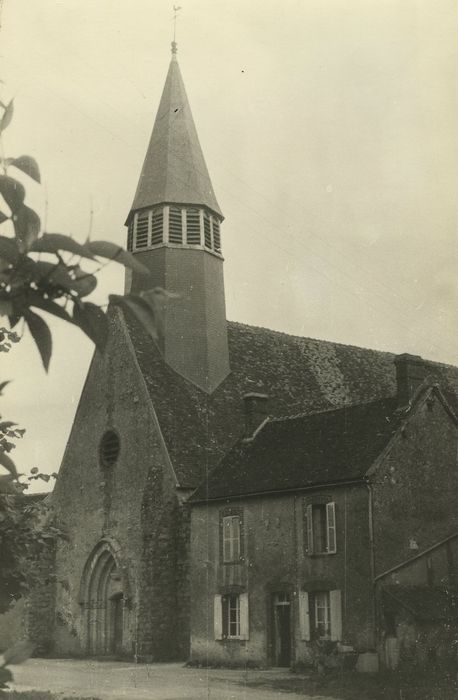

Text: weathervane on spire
xmin=172 ymin=5 xmax=182 ymax=56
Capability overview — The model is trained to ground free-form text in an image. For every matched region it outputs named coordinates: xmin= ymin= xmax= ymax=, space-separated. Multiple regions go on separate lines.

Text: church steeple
xmin=125 ymin=45 xmax=230 ymax=393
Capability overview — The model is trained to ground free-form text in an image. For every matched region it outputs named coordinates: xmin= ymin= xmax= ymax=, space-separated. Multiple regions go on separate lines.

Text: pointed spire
xmin=128 ymin=52 xmax=222 ymax=220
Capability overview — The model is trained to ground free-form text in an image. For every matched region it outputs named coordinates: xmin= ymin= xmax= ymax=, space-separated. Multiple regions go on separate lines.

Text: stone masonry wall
xmin=49 ymin=309 xmax=185 ymax=658
xmin=372 ymin=394 xmax=458 ymax=577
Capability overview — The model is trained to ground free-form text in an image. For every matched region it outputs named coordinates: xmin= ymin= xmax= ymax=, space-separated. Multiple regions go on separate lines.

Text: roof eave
xmin=189 ymin=476 xmax=366 ymax=506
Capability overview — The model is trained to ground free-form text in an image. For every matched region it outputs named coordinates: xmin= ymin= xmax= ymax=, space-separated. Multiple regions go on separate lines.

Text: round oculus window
xmin=99 ymin=430 xmax=120 ymax=467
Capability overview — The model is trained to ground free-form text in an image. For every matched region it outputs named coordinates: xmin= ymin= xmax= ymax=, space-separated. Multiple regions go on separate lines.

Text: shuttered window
xmin=151 ymin=208 xmax=163 ymax=246
xmin=214 ymin=593 xmax=249 ymax=640
xmin=135 ymin=212 xmax=149 ymax=249
xmin=305 ymin=502 xmax=337 ymax=554
xmin=186 ymin=208 xmax=201 ymax=245
xmin=169 ymin=206 xmax=183 ymax=244
xmin=212 ymin=218 xmax=221 ymax=253
xmin=204 ymin=211 xmax=212 ymax=249
xmin=222 ymin=515 xmax=241 ymax=563
xmin=301 ymin=589 xmax=342 ymax=642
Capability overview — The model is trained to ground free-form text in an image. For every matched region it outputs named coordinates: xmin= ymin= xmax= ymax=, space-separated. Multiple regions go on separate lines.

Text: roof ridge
xmin=227 ymin=320 xmax=458 ymax=371
xmin=227 ymin=320 xmax=396 ymax=356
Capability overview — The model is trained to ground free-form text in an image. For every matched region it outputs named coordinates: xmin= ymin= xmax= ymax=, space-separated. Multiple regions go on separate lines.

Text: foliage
xmin=0 ymin=96 xmax=164 ymax=372
xmin=0 ymin=640 xmax=34 ymax=690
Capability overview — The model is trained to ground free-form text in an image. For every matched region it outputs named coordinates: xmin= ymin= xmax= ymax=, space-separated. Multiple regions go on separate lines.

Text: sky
xmin=0 ymin=0 xmax=457 ymax=488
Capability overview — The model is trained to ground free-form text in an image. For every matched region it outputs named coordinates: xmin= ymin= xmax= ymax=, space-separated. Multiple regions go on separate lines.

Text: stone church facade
xmin=30 ymin=44 xmax=458 ymax=664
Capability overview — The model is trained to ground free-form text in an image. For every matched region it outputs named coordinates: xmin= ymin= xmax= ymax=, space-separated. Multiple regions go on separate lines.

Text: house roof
xmin=190 ymin=397 xmax=402 ymax=501
xmin=127 ymin=53 xmax=223 ymax=220
xmin=121 ymin=311 xmax=458 ymax=490
xmin=383 ymin=586 xmax=458 ymax=622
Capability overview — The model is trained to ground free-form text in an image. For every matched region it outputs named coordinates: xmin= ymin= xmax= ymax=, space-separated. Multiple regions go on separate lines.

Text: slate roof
xmin=128 ymin=55 xmax=223 ymax=220
xmin=383 ymin=586 xmax=458 ymax=622
xmin=121 ymin=312 xmax=458 ymax=490
xmin=191 ymin=397 xmax=402 ymax=501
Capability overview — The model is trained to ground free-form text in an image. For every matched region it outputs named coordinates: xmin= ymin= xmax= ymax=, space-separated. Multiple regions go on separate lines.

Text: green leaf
xmin=0 ymin=99 xmax=14 ymax=132
xmin=87 ymin=240 xmax=150 ymax=275
xmin=0 ymin=448 xmax=17 ymax=478
xmin=70 ymin=266 xmax=97 ymax=297
xmin=0 ymin=380 xmax=11 ymax=395
xmin=110 ymin=294 xmax=159 ymax=340
xmin=2 ymin=639 xmax=35 ymax=666
xmin=26 ymin=259 xmax=74 ymax=292
xmin=25 ymin=309 xmax=52 ymax=371
xmin=9 ymin=155 xmax=41 ymax=183
xmin=31 ymin=233 xmax=95 ymax=260
xmin=0 ymin=421 xmax=17 ymax=431
xmin=0 ymin=175 xmax=25 ymax=213
xmin=0 ymin=300 xmax=13 ymax=317
xmin=27 ymin=291 xmax=73 ymax=323
xmin=73 ymin=302 xmax=108 ymax=349
xmin=13 ymin=205 xmax=41 ymax=251
xmin=0 ymin=236 xmax=20 ymax=263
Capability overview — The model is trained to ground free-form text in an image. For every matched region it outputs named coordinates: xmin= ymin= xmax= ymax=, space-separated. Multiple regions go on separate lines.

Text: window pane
xmin=315 ymin=592 xmax=331 ymax=638
xmin=222 ymin=515 xmax=241 ymax=562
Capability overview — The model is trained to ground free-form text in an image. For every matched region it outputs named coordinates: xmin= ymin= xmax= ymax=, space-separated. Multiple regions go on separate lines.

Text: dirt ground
xmin=8 ymin=659 xmax=336 ymax=700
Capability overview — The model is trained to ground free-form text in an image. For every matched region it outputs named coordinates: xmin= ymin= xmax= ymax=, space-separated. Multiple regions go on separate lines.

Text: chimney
xmin=243 ymin=393 xmax=269 ymax=439
xmin=394 ymin=354 xmax=431 ymax=406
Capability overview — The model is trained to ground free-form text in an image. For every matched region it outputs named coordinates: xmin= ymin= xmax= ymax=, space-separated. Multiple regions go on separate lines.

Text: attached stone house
xmin=27 ymin=43 xmax=458 ymax=665
xmin=189 ymin=362 xmax=458 ymax=668
xmin=377 ymin=531 xmax=458 ymax=669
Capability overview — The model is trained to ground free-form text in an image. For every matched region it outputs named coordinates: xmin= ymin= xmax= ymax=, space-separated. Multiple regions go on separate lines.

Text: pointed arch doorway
xmin=81 ymin=542 xmax=128 ymax=656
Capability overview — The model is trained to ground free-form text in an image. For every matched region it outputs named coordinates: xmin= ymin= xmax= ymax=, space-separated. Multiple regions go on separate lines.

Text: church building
xmin=33 ymin=43 xmax=458 ymax=666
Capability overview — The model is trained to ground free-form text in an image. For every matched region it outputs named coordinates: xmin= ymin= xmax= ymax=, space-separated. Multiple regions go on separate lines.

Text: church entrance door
xmin=110 ymin=593 xmax=124 ymax=655
xmin=84 ymin=546 xmax=124 ymax=656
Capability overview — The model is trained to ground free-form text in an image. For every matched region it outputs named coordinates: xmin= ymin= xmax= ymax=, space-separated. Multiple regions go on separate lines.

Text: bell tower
xmin=125 ymin=43 xmax=230 ymax=393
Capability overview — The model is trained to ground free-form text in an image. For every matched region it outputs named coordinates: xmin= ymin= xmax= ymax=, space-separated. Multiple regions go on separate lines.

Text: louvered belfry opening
xmin=128 ymin=204 xmax=222 ymax=254
xmin=186 ymin=207 xmax=201 ymax=245
xmin=169 ymin=206 xmax=183 ymax=244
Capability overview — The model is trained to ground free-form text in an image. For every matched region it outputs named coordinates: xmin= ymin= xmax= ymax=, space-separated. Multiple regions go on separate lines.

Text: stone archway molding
xmin=78 ymin=537 xmax=132 ymax=606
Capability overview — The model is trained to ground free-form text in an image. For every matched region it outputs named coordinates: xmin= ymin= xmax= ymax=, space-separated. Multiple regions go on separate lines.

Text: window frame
xmin=214 ymin=592 xmax=249 ymax=641
xmin=299 ymin=589 xmax=342 ymax=642
xmin=304 ymin=500 xmax=337 ymax=555
xmin=219 ymin=507 xmax=244 ymax=564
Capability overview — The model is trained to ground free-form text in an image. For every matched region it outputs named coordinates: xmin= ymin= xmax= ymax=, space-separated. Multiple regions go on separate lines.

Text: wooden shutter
xmin=299 ymin=590 xmax=311 ymax=641
xmin=326 ymin=502 xmax=337 ymax=553
xmin=306 ymin=504 xmax=314 ymax=554
xmin=330 ymin=589 xmax=342 ymax=641
xmin=214 ymin=595 xmax=223 ymax=640
xmin=239 ymin=593 xmax=249 ymax=640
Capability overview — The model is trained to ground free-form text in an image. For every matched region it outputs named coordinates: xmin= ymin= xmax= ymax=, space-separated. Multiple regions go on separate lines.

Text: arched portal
xmin=80 ymin=542 xmax=128 ymax=656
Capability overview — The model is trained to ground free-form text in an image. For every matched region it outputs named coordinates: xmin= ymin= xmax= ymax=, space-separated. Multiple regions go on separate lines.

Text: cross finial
xmin=172 ymin=5 xmax=182 ymax=57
